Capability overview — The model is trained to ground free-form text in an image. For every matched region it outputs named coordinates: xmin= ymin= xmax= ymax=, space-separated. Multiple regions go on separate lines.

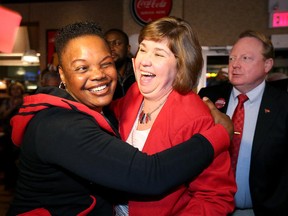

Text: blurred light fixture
xmin=21 ymin=49 xmax=40 ymax=63
xmin=0 ymin=80 xmax=7 ymax=90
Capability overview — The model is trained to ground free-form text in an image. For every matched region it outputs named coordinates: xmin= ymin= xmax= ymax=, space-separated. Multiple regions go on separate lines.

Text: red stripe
xmin=77 ymin=195 xmax=97 ymax=216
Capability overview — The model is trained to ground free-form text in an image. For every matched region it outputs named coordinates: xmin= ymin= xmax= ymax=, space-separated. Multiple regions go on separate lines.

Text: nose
xmin=139 ymin=53 xmax=152 ymax=67
xmin=90 ymin=67 xmax=106 ymax=80
xmin=109 ymin=44 xmax=116 ymax=51
xmin=230 ymin=58 xmax=241 ymax=68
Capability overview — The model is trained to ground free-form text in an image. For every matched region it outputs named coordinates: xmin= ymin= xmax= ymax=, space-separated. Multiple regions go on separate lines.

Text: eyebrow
xmin=140 ymin=42 xmax=171 ymax=55
xmin=70 ymin=54 xmax=113 ymax=65
xmin=100 ymin=55 xmax=113 ymax=63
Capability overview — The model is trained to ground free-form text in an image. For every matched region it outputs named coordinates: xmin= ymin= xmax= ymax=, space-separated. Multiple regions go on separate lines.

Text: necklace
xmin=139 ymin=99 xmax=167 ymax=124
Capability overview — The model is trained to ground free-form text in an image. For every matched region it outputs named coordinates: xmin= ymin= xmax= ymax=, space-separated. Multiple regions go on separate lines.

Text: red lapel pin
xmin=215 ymin=98 xmax=226 ymax=109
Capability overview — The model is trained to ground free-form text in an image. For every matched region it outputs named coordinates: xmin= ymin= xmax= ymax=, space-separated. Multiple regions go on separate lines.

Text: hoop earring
xmin=59 ymin=81 xmax=66 ymax=89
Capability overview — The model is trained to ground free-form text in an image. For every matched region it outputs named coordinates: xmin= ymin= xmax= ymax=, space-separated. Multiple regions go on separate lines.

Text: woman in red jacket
xmin=112 ymin=16 xmax=236 ymax=216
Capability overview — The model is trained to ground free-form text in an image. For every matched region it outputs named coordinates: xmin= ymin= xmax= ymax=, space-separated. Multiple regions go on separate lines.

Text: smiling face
xmin=228 ymin=37 xmax=273 ymax=93
xmin=58 ymin=35 xmax=117 ymax=112
xmin=134 ymin=39 xmax=177 ymax=100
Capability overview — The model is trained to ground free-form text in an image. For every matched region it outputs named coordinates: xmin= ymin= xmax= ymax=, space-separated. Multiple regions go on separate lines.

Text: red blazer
xmin=112 ymin=83 xmax=236 ymax=216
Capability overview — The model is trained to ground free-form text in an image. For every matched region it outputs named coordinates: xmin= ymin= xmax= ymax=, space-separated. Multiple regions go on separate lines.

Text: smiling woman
xmin=110 ymin=16 xmax=236 ymax=216
xmin=57 ymin=35 xmax=117 ymax=112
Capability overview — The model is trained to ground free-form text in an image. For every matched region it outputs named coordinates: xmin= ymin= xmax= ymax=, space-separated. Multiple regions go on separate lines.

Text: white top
xmin=126 ymin=114 xmax=150 ymax=151
xmin=226 ymin=81 xmax=265 ymax=209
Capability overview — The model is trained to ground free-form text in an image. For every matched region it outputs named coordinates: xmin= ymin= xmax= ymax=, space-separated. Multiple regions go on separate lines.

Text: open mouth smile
xmin=141 ymin=72 xmax=155 ymax=77
xmin=89 ymin=84 xmax=108 ymax=93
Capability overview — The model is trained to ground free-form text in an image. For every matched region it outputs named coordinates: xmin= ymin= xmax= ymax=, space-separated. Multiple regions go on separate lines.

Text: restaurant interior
xmin=0 ymin=0 xmax=287 ymax=214
xmin=0 ymin=0 xmax=287 ymax=96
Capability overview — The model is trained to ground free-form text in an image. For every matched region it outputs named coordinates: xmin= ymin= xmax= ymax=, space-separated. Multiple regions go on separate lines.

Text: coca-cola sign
xmin=130 ymin=0 xmax=172 ymax=26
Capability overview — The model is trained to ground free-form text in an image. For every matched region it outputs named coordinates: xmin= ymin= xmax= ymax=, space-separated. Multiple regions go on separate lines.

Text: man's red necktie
xmin=229 ymin=94 xmax=249 ymax=174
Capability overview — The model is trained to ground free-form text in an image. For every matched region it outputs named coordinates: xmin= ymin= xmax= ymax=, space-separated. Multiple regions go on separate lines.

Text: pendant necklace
xmin=139 ymin=98 xmax=167 ymax=124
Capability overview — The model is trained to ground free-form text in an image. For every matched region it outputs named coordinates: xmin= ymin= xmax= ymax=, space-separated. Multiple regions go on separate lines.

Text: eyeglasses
xmin=107 ymin=40 xmax=123 ymax=47
xmin=229 ymin=55 xmax=254 ymax=64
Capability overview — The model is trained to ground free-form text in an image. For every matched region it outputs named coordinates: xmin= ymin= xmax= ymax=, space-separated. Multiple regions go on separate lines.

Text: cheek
xmin=108 ymin=68 xmax=118 ymax=81
xmin=72 ymin=75 xmax=86 ymax=84
xmin=134 ymin=56 xmax=141 ymax=67
xmin=155 ymin=65 xmax=176 ymax=87
xmin=134 ymin=59 xmax=141 ymax=75
xmin=66 ymin=75 xmax=85 ymax=89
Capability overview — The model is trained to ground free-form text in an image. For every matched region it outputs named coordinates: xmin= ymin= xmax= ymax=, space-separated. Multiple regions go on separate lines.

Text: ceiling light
xmin=21 ymin=49 xmax=40 ymax=63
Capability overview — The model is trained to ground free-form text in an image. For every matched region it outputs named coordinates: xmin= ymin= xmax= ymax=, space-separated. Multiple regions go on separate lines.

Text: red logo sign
xmin=131 ymin=0 xmax=172 ymax=26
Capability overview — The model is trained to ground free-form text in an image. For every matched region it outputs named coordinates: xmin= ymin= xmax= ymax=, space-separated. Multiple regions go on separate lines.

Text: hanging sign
xmin=0 ymin=6 xmax=22 ymax=53
xmin=130 ymin=0 xmax=172 ymax=26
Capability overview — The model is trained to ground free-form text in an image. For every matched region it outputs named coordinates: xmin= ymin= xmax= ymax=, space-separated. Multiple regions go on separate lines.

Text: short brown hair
xmin=138 ymin=16 xmax=203 ymax=94
xmin=237 ymin=30 xmax=275 ymax=59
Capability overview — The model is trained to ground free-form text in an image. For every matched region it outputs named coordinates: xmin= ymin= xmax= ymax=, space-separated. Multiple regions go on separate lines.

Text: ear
xmin=58 ymin=66 xmax=66 ymax=84
xmin=264 ymin=58 xmax=274 ymax=74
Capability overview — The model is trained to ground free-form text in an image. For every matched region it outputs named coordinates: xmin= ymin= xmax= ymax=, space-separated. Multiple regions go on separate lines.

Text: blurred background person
xmin=105 ymin=28 xmax=135 ymax=99
xmin=266 ymin=72 xmax=288 ymax=91
xmin=39 ymin=68 xmax=61 ymax=87
xmin=207 ymin=67 xmax=229 ymax=86
xmin=266 ymin=71 xmax=288 ymax=82
xmin=0 ymin=82 xmax=25 ymax=191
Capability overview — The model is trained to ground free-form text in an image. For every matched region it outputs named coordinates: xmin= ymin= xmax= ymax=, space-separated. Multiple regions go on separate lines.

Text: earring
xmin=59 ymin=81 xmax=66 ymax=89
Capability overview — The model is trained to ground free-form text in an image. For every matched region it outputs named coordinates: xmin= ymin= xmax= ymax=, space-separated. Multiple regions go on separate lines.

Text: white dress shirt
xmin=226 ymin=81 xmax=265 ymax=209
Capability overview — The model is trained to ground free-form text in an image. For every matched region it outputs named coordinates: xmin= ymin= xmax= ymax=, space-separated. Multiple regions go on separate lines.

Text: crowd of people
xmin=0 ymin=15 xmax=287 ymax=216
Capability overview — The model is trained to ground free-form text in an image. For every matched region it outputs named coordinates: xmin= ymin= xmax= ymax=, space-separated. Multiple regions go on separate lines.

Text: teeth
xmin=90 ymin=85 xmax=107 ymax=92
xmin=141 ymin=72 xmax=155 ymax=76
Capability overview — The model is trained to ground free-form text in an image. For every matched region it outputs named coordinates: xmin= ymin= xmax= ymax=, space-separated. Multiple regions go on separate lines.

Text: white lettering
xmin=137 ymin=0 xmax=167 ymax=9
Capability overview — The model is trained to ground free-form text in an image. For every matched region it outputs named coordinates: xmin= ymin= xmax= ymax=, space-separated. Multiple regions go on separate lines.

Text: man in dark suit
xmin=199 ymin=30 xmax=288 ymax=216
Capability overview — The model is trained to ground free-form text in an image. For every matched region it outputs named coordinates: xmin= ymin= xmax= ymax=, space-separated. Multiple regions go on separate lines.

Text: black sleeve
xmin=35 ymin=108 xmax=214 ymax=195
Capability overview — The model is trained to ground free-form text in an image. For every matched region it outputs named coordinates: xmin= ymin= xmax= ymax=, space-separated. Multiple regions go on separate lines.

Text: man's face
xmin=105 ymin=32 xmax=130 ymax=65
xmin=228 ymin=37 xmax=273 ymax=93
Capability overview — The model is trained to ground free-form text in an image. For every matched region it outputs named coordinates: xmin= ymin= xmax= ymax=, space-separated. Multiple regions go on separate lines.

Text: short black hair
xmin=55 ymin=21 xmax=103 ymax=65
xmin=104 ymin=28 xmax=129 ymax=46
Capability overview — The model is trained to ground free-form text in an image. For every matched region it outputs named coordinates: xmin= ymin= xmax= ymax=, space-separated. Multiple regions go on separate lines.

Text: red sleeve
xmin=169 ymin=114 xmax=235 ymax=216
xmin=200 ymin=124 xmax=230 ymax=157
xmin=180 ymin=151 xmax=236 ymax=215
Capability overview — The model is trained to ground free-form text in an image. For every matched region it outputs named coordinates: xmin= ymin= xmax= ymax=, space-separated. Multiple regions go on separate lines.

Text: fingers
xmin=202 ymin=97 xmax=217 ymax=111
xmin=202 ymin=96 xmax=234 ymax=140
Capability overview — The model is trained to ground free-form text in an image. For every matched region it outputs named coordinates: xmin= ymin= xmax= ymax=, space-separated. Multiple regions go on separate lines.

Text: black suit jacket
xmin=199 ymin=82 xmax=288 ymax=216
xmin=268 ymin=78 xmax=288 ymax=92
